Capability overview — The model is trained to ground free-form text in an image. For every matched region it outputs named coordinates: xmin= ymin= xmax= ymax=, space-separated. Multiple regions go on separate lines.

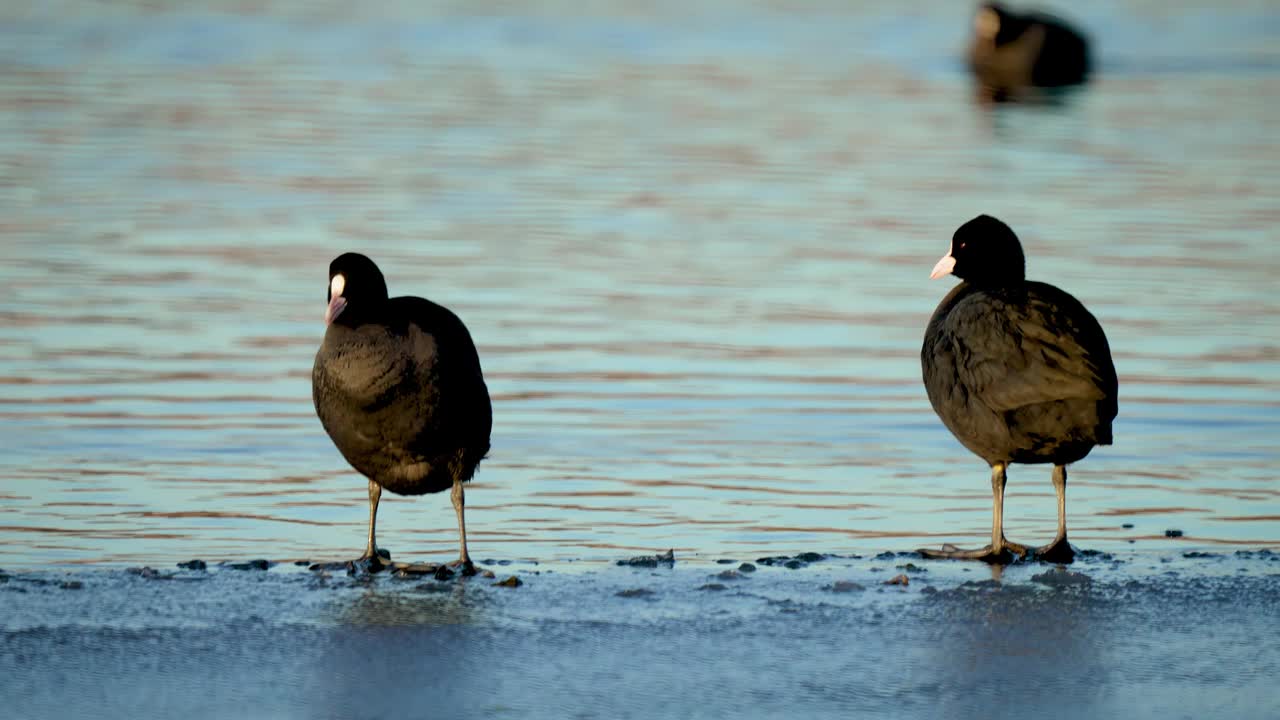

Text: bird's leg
xmin=1034 ymin=465 xmax=1075 ymax=563
xmin=356 ymin=479 xmax=390 ymax=568
xmin=919 ymin=462 xmax=1023 ymax=564
xmin=448 ymin=476 xmax=475 ymax=575
xmin=989 ymin=463 xmax=1007 ymax=553
xmin=989 ymin=462 xmax=1031 ymax=559
xmin=308 ymin=479 xmax=390 ymax=573
xmin=993 ymin=465 xmax=1033 ymax=557
xmin=990 ymin=464 xmax=1034 ymax=556
xmin=343 ymin=476 xmax=391 ymax=571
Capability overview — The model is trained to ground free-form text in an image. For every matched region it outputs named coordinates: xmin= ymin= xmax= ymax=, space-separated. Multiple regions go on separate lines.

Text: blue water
xmin=0 ymin=1 xmax=1277 ymax=570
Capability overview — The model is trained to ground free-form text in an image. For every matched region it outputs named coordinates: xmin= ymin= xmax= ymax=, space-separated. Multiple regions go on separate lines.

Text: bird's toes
xmin=1034 ymin=539 xmax=1076 ymax=564
xmin=448 ymin=559 xmax=477 ymax=576
xmin=309 ymin=559 xmax=356 ymax=572
xmin=918 ymin=544 xmax=1020 ymax=565
xmin=1002 ymin=540 xmax=1031 ymax=557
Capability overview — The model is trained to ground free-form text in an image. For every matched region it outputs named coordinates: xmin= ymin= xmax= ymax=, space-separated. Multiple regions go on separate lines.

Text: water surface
xmin=1 ymin=0 xmax=1278 ymax=568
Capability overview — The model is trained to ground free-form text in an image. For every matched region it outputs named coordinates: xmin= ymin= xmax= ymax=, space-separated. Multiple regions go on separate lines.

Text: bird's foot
xmin=917 ymin=542 xmax=1027 ymax=565
xmin=1002 ymin=539 xmax=1032 ymax=557
xmin=308 ymin=547 xmax=391 ymax=574
xmin=353 ymin=547 xmax=391 ymax=573
xmin=1033 ymin=536 xmax=1075 ymax=564
xmin=448 ymin=558 xmax=477 ymax=577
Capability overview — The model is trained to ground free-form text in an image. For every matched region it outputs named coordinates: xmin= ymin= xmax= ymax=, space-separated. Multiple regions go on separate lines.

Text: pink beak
xmin=325 ymin=295 xmax=347 ymax=324
xmin=930 ymin=252 xmax=956 ymax=280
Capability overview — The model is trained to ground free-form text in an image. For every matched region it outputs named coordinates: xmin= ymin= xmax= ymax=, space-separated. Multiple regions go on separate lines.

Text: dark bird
xmin=967 ymin=3 xmax=1091 ymax=102
xmin=312 ymin=253 xmax=491 ymax=571
xmin=920 ymin=215 xmax=1116 ymax=563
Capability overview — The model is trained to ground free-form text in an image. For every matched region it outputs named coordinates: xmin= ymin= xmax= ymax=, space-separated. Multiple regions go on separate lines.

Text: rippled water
xmin=1 ymin=1 xmax=1277 ymax=568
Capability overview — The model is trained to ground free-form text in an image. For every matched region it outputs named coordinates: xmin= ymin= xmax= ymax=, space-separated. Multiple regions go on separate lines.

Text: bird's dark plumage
xmin=920 ymin=215 xmax=1116 ymax=563
xmin=313 ymin=252 xmax=491 ymax=568
xmin=967 ymin=3 xmax=1091 ymax=101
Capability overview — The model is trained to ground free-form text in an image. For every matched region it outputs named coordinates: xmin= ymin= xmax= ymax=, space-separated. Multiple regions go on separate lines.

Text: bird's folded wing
xmin=942 ymin=292 xmax=1114 ymax=413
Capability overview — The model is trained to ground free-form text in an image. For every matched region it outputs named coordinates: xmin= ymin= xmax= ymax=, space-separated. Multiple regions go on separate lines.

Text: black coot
xmin=312 ymin=253 xmax=491 ymax=571
xmin=967 ymin=3 xmax=1091 ymax=101
xmin=920 ymin=215 xmax=1116 ymax=563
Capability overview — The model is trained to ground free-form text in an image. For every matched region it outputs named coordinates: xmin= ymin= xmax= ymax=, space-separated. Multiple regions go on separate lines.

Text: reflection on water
xmin=1 ymin=1 xmax=1277 ymax=566
xmin=328 ymin=583 xmax=482 ymax=627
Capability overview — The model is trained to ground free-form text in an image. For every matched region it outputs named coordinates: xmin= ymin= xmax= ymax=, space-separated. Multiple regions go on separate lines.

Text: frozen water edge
xmin=2 ymin=550 xmax=1277 ymax=720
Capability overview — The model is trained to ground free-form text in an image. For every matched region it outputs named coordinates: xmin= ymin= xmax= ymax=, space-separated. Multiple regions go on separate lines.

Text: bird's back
xmin=1029 ymin=14 xmax=1089 ymax=86
xmin=968 ymin=11 xmax=1089 ymax=96
xmin=923 ymin=280 xmax=1116 ymax=465
xmin=313 ymin=295 xmax=491 ymax=494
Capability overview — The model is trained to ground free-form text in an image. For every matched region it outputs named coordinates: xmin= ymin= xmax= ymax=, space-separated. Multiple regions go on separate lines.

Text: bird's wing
xmin=391 ymin=295 xmax=492 ymax=438
xmin=390 ymin=296 xmax=485 ymax=380
xmin=939 ymin=286 xmax=1115 ymax=413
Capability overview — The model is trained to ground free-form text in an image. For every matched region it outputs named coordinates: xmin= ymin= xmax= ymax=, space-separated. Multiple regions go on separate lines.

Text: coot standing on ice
xmin=313 ymin=253 xmax=491 ymax=571
xmin=920 ymin=215 xmax=1116 ymax=563
xmin=967 ymin=3 xmax=1091 ymax=102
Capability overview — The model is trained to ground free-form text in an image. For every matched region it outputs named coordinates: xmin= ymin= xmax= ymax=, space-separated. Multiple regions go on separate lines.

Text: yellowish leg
xmin=989 ymin=462 xmax=1007 ymax=553
xmin=1035 ymin=465 xmax=1075 ymax=563
xmin=919 ymin=462 xmax=1027 ymax=563
xmin=361 ymin=479 xmax=390 ymax=563
xmin=451 ymin=477 xmax=471 ymax=566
